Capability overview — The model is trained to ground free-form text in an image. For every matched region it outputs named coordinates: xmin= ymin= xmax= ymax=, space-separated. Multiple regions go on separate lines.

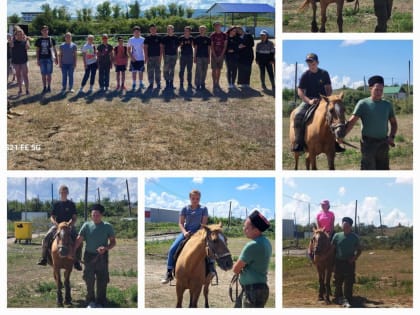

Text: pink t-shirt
xmin=317 ymin=210 xmax=335 ymax=234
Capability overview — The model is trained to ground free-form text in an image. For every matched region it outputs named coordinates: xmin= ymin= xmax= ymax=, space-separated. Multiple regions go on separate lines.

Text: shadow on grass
xmin=350 ymin=295 xmax=384 ymax=308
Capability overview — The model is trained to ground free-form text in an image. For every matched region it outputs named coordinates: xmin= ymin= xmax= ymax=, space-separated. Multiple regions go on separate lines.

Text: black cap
xmin=91 ymin=203 xmax=105 ymax=214
xmin=305 ymin=53 xmax=318 ymax=62
xmin=249 ymin=210 xmax=270 ymax=232
xmin=342 ymin=217 xmax=353 ymax=226
xmin=368 ymin=75 xmax=384 ymax=87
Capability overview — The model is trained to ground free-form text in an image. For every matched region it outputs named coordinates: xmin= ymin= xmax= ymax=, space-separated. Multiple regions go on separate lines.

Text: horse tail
xmin=298 ymin=0 xmax=311 ymax=12
xmin=353 ymin=0 xmax=360 ymax=14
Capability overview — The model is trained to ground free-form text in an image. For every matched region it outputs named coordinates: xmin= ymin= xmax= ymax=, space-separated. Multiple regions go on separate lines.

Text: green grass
xmin=109 ymin=268 xmax=137 ymax=277
xmin=35 ymin=281 xmax=56 ymax=293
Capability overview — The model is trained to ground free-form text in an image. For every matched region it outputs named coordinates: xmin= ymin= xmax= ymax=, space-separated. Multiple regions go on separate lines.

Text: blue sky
xmin=7 ymin=177 xmax=138 ymax=203
xmin=283 ymin=40 xmax=413 ymax=89
xmin=283 ymin=177 xmax=412 ymax=227
xmin=145 ymin=177 xmax=275 ymax=219
xmin=7 ymin=0 xmax=275 ymax=16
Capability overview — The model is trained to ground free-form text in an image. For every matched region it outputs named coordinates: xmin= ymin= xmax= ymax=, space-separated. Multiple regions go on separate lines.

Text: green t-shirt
xmin=353 ymin=97 xmax=395 ymax=139
xmin=238 ymin=235 xmax=272 ymax=285
xmin=332 ymin=231 xmax=360 ymax=260
xmin=79 ymin=221 xmax=115 ymax=254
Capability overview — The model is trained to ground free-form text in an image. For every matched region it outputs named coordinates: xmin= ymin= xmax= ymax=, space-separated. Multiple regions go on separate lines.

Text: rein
xmin=205 ymin=230 xmax=230 ymax=260
xmin=229 ymin=274 xmax=242 ymax=302
xmin=324 ymin=99 xmax=346 ymax=136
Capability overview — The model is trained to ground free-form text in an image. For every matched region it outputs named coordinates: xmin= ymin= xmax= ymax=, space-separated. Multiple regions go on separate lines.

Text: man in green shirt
xmin=75 ymin=204 xmax=116 ymax=308
xmin=331 ymin=217 xmax=362 ymax=307
xmin=346 ymin=75 xmax=398 ymax=170
xmin=233 ymin=209 xmax=272 ymax=308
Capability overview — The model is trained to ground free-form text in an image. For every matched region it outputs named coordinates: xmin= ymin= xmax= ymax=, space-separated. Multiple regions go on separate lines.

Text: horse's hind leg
xmin=294 ymin=152 xmax=300 ymax=170
xmin=64 ymin=269 xmax=72 ymax=305
xmin=327 ymin=153 xmax=335 ymax=170
xmin=325 ymin=268 xmax=333 ymax=304
xmin=311 ymin=1 xmax=319 ymax=32
xmin=176 ymin=285 xmax=184 ymax=308
xmin=336 ymin=0 xmax=344 ymax=32
xmin=203 ymin=282 xmax=210 ymax=308
xmin=320 ymin=2 xmax=328 ymax=32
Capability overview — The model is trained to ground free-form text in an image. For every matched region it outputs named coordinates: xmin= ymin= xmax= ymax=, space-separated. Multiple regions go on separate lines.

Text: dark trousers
xmin=195 ymin=57 xmax=209 ymax=87
xmin=258 ymin=62 xmax=275 ymax=88
xmin=98 ymin=66 xmax=110 ymax=88
xmin=360 ymin=136 xmax=390 ymax=170
xmin=179 ymin=55 xmax=193 ymax=84
xmin=147 ymin=56 xmax=161 ymax=85
xmin=235 ymin=283 xmax=269 ymax=308
xmin=374 ymin=0 xmax=393 ymax=32
xmin=237 ymin=62 xmax=252 ymax=85
xmin=83 ymin=251 xmax=109 ymax=305
xmin=226 ymin=58 xmax=238 ymax=85
xmin=334 ymin=259 xmax=356 ymax=302
xmin=81 ymin=63 xmax=97 ymax=87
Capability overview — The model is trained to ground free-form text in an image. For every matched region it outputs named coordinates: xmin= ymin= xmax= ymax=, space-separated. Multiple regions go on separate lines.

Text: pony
xmin=49 ymin=220 xmax=75 ymax=307
xmin=309 ymin=228 xmax=335 ymax=303
xmin=298 ymin=0 xmax=360 ymax=33
xmin=289 ymin=92 xmax=346 ymax=170
xmin=175 ymin=223 xmax=233 ymax=308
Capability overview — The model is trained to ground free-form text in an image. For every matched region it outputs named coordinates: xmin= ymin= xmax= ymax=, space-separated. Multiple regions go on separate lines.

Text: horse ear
xmin=68 ymin=219 xmax=73 ymax=226
xmin=319 ymin=94 xmax=328 ymax=102
xmin=201 ymin=224 xmax=208 ymax=230
xmin=339 ymin=92 xmax=344 ymax=100
xmin=218 ymin=221 xmax=223 ymax=228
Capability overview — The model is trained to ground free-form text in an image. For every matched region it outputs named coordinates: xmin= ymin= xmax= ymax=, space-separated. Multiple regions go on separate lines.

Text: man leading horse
xmin=37 ymin=184 xmax=82 ymax=271
xmin=292 ymin=53 xmax=345 ymax=154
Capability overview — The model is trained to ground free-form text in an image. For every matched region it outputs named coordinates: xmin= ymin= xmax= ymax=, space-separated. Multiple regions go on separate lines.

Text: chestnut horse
xmin=298 ymin=0 xmax=359 ymax=32
xmin=309 ymin=228 xmax=335 ymax=303
xmin=49 ymin=220 xmax=75 ymax=306
xmin=289 ymin=93 xmax=346 ymax=170
xmin=175 ymin=223 xmax=233 ymax=308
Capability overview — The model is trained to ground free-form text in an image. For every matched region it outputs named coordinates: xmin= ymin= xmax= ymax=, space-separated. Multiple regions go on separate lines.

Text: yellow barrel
xmin=14 ymin=222 xmax=32 ymax=243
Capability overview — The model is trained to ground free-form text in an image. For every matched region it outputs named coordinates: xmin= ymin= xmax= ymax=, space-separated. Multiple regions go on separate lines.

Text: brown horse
xmin=175 ymin=223 xmax=233 ymax=308
xmin=298 ymin=0 xmax=359 ymax=32
xmin=49 ymin=220 xmax=75 ymax=307
xmin=289 ymin=93 xmax=346 ymax=170
xmin=310 ymin=228 xmax=335 ymax=303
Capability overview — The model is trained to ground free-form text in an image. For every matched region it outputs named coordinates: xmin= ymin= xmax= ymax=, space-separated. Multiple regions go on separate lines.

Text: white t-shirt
xmin=127 ymin=36 xmax=145 ymax=61
xmin=81 ymin=43 xmax=97 ymax=65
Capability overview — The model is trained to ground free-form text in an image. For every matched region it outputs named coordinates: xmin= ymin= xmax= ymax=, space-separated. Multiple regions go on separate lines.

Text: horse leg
xmin=64 ymin=269 xmax=72 ymax=305
xmin=318 ymin=267 xmax=325 ymax=301
xmin=307 ymin=153 xmax=317 ymax=170
xmin=311 ymin=0 xmax=319 ymax=32
xmin=189 ymin=285 xmax=202 ymax=308
xmin=336 ymin=0 xmax=344 ymax=32
xmin=176 ymin=284 xmax=184 ymax=308
xmin=327 ymin=152 xmax=335 ymax=170
xmin=203 ymin=282 xmax=210 ymax=308
xmin=294 ymin=152 xmax=300 ymax=170
xmin=54 ymin=268 xmax=63 ymax=307
xmin=325 ymin=267 xmax=332 ymax=304
xmin=320 ymin=2 xmax=327 ymax=32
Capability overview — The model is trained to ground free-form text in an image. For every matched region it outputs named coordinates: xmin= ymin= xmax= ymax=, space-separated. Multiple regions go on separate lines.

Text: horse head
xmin=202 ymin=223 xmax=233 ymax=271
xmin=56 ymin=220 xmax=74 ymax=258
xmin=322 ymin=92 xmax=346 ymax=142
xmin=311 ymin=228 xmax=330 ymax=256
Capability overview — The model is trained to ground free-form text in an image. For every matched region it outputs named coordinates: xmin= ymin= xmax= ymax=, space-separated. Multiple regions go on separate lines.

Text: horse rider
xmin=308 ymin=200 xmax=335 ymax=261
xmin=293 ymin=53 xmax=345 ymax=153
xmin=345 ymin=75 xmax=398 ymax=170
xmin=161 ymin=189 xmax=216 ymax=284
xmin=233 ymin=209 xmax=272 ymax=308
xmin=37 ymin=185 xmax=82 ymax=271
xmin=374 ymin=0 xmax=393 ymax=32
xmin=331 ymin=217 xmax=362 ymax=308
xmin=75 ymin=203 xmax=116 ymax=308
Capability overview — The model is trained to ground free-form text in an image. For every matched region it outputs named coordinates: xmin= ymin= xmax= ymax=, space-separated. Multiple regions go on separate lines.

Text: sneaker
xmin=147 ymin=83 xmax=153 ymax=89
xmin=78 ymin=87 xmax=84 ymax=94
xmin=69 ymin=88 xmax=75 ymax=93
xmin=116 ymin=85 xmax=120 ymax=90
xmin=37 ymin=258 xmax=47 ymax=266
xmin=60 ymin=88 xmax=66 ymax=95
xmin=42 ymin=86 xmax=47 ymax=94
xmin=160 ymin=271 xmax=173 ymax=284
xmin=74 ymin=261 xmax=82 ymax=271
xmin=342 ymin=298 xmax=351 ymax=308
xmin=46 ymin=86 xmax=51 ymax=93
xmin=156 ymin=83 xmax=161 ymax=89
xmin=139 ymin=82 xmax=145 ymax=89
xmin=132 ymin=84 xmax=136 ymax=91
xmin=188 ymin=83 xmax=193 ymax=89
xmin=87 ymin=302 xmax=96 ymax=308
xmin=26 ymin=89 xmax=30 ymax=95
xmin=262 ymin=83 xmax=267 ymax=90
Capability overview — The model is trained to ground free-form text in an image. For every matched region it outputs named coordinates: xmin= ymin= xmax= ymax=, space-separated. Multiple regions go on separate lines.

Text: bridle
xmin=325 ymin=98 xmax=346 ymax=136
xmin=205 ymin=230 xmax=231 ymax=260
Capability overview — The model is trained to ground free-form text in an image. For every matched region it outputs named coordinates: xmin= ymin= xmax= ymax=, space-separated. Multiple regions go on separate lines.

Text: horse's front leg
xmin=311 ymin=0 xmax=319 ymax=32
xmin=336 ymin=0 xmax=344 ymax=32
xmin=307 ymin=153 xmax=317 ymax=170
xmin=325 ymin=268 xmax=333 ymax=304
xmin=64 ymin=269 xmax=72 ymax=305
xmin=327 ymin=152 xmax=336 ymax=170
xmin=318 ymin=267 xmax=325 ymax=301
xmin=176 ymin=284 xmax=184 ymax=308
xmin=54 ymin=269 xmax=63 ymax=307
xmin=320 ymin=3 xmax=328 ymax=32
xmin=203 ymin=281 xmax=210 ymax=308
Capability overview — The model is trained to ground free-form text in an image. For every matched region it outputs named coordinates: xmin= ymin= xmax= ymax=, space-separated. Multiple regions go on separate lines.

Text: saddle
xmin=303 ymin=102 xmax=319 ymax=124
xmin=173 ymin=237 xmax=190 ymax=268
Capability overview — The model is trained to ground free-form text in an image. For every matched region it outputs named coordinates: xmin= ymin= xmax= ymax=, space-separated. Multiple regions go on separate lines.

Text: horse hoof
xmin=65 ymin=300 xmax=72 ymax=305
xmin=57 ymin=302 xmax=64 ymax=307
xmin=318 ymin=297 xmax=324 ymax=302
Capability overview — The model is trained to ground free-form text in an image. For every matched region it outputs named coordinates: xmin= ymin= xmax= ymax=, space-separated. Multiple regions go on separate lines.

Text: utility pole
xmin=379 ymin=209 xmax=384 ymax=236
xmin=294 ymin=62 xmax=298 ymax=104
xmin=354 ymin=200 xmax=358 ymax=234
xmin=308 ymin=203 xmax=311 ymax=229
xmin=84 ymin=178 xmax=88 ymax=221
xmin=97 ymin=187 xmax=101 ymax=204
xmin=24 ymin=177 xmax=27 ymax=220
xmin=228 ymin=201 xmax=232 ymax=229
xmin=126 ymin=179 xmax=132 ymax=217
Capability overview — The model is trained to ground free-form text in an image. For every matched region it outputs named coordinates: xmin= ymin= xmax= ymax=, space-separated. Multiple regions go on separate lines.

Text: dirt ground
xmin=7 ymin=237 xmax=137 ymax=307
xmin=145 ymin=237 xmax=275 ymax=308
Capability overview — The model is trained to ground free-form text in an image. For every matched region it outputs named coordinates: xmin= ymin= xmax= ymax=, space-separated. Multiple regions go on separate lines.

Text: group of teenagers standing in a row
xmin=7 ymin=22 xmax=275 ymax=97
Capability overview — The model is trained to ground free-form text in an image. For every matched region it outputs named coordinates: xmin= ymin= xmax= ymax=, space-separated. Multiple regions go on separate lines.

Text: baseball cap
xmin=305 ymin=53 xmax=319 ymax=62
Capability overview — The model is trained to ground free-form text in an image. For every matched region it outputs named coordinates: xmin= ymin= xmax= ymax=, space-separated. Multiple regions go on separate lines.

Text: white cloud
xmin=236 ymin=183 xmax=259 ymax=191
xmin=283 ymin=178 xmax=297 ymax=188
xmin=338 ymin=186 xmax=346 ymax=197
xmin=340 ymin=40 xmax=367 ymax=47
xmin=383 ymin=208 xmax=410 ymax=227
xmin=395 ymin=177 xmax=413 ymax=185
xmin=192 ymin=177 xmax=204 ymax=184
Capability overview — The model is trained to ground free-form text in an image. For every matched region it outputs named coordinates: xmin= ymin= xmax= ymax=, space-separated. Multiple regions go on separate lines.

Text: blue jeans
xmin=61 ymin=64 xmax=74 ymax=89
xmin=39 ymin=58 xmax=53 ymax=75
xmin=167 ymin=233 xmax=185 ymax=270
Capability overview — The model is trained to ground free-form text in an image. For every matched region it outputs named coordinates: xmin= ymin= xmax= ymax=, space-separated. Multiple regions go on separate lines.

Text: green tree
xmin=168 ymin=3 xmax=178 ymax=17
xmin=53 ymin=6 xmax=71 ymax=21
xmin=129 ymin=0 xmax=141 ymax=19
xmin=148 ymin=7 xmax=158 ymax=18
xmin=186 ymin=7 xmax=194 ymax=19
xmin=112 ymin=4 xmax=122 ymax=19
xmin=156 ymin=5 xmax=167 ymax=18
xmin=96 ymin=1 xmax=112 ymax=20
xmin=8 ymin=14 xmax=21 ymax=24
xmin=177 ymin=4 xmax=185 ymax=17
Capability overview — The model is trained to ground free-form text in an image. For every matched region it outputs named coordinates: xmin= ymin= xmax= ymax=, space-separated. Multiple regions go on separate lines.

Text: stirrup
xmin=210 ymin=271 xmax=219 ymax=286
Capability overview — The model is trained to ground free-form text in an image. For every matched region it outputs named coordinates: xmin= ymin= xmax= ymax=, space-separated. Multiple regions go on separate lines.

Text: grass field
xmin=7 ymin=42 xmax=275 ymax=170
xmin=283 ymin=249 xmax=412 ymax=307
xmin=282 ymin=114 xmax=413 ymax=170
xmin=145 ymin=237 xmax=275 ymax=308
xmin=7 ymin=237 xmax=137 ymax=308
xmin=282 ymin=0 xmax=412 ymax=33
